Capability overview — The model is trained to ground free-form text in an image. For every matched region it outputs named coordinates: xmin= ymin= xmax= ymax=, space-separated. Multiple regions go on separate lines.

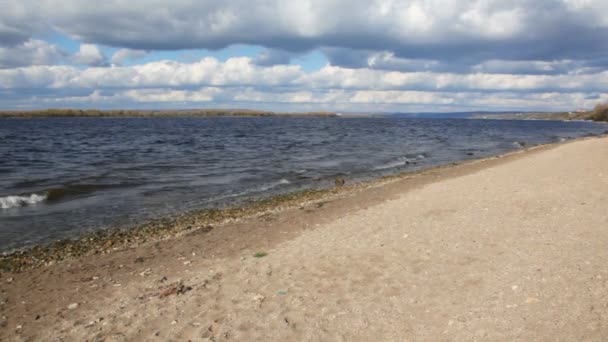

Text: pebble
xmin=276 ymin=289 xmax=288 ymax=296
xmin=68 ymin=303 xmax=79 ymax=310
xmin=511 ymin=285 xmax=518 ymax=291
xmin=252 ymin=294 xmax=265 ymax=302
xmin=6 ymin=277 xmax=14 ymax=283
xmin=403 ymin=234 xmax=409 ymax=239
xmin=171 ymin=320 xmax=178 ymax=325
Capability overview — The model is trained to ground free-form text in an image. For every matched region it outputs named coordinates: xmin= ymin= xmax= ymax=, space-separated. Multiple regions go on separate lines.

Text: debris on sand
xmin=159 ymin=281 xmax=192 ymax=298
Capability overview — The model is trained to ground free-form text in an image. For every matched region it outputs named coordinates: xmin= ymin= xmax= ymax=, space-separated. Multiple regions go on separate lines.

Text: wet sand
xmin=1 ymin=136 xmax=608 ymax=341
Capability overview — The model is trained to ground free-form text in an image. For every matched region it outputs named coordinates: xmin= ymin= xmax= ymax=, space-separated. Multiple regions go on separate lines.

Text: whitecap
xmin=373 ymin=155 xmax=424 ymax=170
xmin=258 ymin=178 xmax=291 ymax=192
xmin=0 ymin=194 xmax=47 ymax=209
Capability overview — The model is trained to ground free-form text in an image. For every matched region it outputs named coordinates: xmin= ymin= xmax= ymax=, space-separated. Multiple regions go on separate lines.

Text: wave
xmin=257 ymin=178 xmax=291 ymax=192
xmin=45 ymin=182 xmax=140 ymax=202
xmin=0 ymin=194 xmax=47 ymax=209
xmin=373 ymin=154 xmax=426 ymax=170
xmin=207 ymin=178 xmax=292 ymax=203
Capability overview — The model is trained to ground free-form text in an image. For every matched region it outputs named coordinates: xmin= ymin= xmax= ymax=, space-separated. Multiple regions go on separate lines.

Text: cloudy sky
xmin=1 ymin=0 xmax=608 ymax=112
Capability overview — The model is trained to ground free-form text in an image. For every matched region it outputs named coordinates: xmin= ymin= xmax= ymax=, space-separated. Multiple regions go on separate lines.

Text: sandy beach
xmin=1 ymin=136 xmax=608 ymax=341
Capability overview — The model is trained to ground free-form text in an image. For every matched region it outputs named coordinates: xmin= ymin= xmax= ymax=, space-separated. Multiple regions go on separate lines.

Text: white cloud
xmin=0 ymin=55 xmax=607 ymax=112
xmin=72 ymin=44 xmax=106 ymax=66
xmin=2 ymin=0 xmax=608 ymax=65
xmin=0 ymin=39 xmax=64 ymax=68
xmin=1 ymin=0 xmax=608 ymax=111
xmin=111 ymin=48 xmax=147 ymax=66
xmin=2 ymin=56 xmax=608 ymax=93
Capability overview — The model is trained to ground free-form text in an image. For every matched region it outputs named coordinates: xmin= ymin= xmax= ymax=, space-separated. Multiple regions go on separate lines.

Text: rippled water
xmin=0 ymin=116 xmax=605 ymax=251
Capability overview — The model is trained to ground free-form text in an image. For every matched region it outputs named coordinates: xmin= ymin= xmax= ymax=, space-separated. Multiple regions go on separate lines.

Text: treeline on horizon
xmin=470 ymin=103 xmax=608 ymax=122
xmin=0 ymin=108 xmax=338 ymax=118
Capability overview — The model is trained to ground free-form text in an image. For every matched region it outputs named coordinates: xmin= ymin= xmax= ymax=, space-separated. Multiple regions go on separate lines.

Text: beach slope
xmin=2 ymin=136 xmax=608 ymax=341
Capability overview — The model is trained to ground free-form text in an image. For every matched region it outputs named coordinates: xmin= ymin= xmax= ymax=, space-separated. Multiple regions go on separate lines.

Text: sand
xmin=1 ymin=136 xmax=608 ymax=341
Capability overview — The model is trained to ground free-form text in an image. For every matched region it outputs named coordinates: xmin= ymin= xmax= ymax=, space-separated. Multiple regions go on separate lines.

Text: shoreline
xmin=1 ymin=134 xmax=597 ymax=272
xmin=2 ymin=135 xmax=608 ymax=340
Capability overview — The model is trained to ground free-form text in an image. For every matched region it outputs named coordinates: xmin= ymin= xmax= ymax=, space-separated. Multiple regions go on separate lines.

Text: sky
xmin=1 ymin=0 xmax=608 ymax=112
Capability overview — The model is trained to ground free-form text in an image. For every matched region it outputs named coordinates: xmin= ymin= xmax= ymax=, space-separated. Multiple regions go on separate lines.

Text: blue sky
xmin=1 ymin=0 xmax=607 ymax=112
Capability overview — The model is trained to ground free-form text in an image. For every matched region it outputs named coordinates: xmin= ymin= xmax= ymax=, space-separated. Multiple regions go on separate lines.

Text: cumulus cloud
xmin=111 ymin=48 xmax=147 ymax=66
xmin=1 ymin=56 xmax=607 ymax=98
xmin=2 ymin=0 xmax=608 ymax=66
xmin=72 ymin=44 xmax=106 ymax=66
xmin=1 ymin=0 xmax=608 ymax=111
xmin=0 ymin=39 xmax=65 ymax=68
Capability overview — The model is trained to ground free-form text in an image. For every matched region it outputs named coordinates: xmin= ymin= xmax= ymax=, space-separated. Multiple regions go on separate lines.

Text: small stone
xmin=183 ymin=261 xmax=191 ymax=265
xmin=511 ymin=285 xmax=518 ymax=291
xmin=276 ymin=289 xmax=288 ymax=296
xmin=15 ymin=324 xmax=22 ymax=331
xmin=171 ymin=320 xmax=178 ymax=325
xmin=6 ymin=277 xmax=13 ymax=283
xmin=403 ymin=234 xmax=409 ymax=239
xmin=134 ymin=256 xmax=145 ymax=263
xmin=68 ymin=303 xmax=79 ymax=310
xmin=252 ymin=294 xmax=265 ymax=302
xmin=525 ymin=297 xmax=540 ymax=304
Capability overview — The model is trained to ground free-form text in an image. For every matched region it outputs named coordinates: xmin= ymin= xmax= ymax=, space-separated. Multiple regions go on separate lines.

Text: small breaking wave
xmin=257 ymin=178 xmax=291 ymax=192
xmin=206 ymin=178 xmax=293 ymax=204
xmin=373 ymin=154 xmax=426 ymax=170
xmin=0 ymin=194 xmax=47 ymax=209
xmin=512 ymin=141 xmax=527 ymax=148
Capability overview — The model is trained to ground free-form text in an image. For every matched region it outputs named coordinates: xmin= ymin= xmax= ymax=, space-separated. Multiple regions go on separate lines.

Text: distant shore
xmin=0 ymin=109 xmax=338 ymax=118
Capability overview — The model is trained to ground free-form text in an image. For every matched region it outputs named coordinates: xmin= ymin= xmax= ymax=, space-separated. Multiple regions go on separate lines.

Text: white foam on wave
xmin=258 ymin=178 xmax=291 ymax=192
xmin=206 ymin=178 xmax=293 ymax=203
xmin=0 ymin=194 xmax=47 ymax=209
xmin=373 ymin=155 xmax=425 ymax=170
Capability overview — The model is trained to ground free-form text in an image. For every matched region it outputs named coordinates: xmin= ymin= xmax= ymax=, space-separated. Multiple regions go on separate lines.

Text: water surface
xmin=0 ymin=117 xmax=605 ymax=251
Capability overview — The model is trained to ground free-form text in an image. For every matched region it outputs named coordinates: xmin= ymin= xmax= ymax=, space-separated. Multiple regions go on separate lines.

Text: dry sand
xmin=1 ymin=136 xmax=608 ymax=341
